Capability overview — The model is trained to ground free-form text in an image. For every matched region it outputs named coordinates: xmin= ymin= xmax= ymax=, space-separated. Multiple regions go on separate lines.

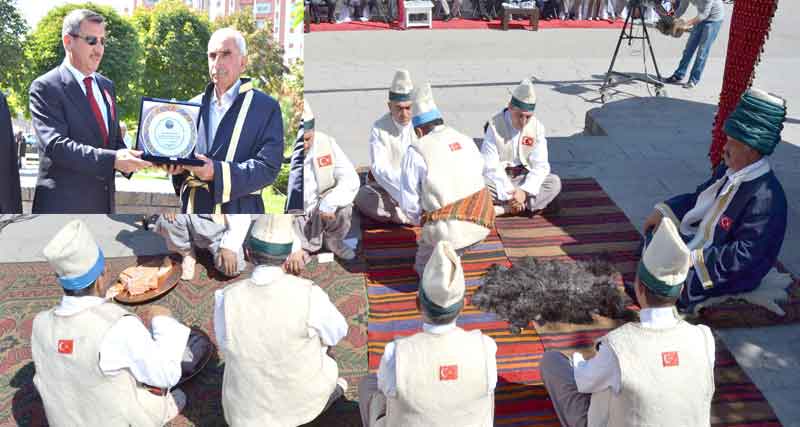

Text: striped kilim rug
xmin=494 ymin=177 xmax=781 ymax=425
xmin=361 ymin=221 xmax=559 ymax=425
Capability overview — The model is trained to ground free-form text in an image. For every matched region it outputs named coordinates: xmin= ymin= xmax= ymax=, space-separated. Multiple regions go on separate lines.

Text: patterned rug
xmin=362 ymin=221 xmax=554 ymax=425
xmin=0 ymin=253 xmax=368 ymax=427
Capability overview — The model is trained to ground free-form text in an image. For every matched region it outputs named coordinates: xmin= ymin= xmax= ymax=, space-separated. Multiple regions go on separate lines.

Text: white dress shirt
xmin=194 ymin=80 xmax=241 ymax=154
xmin=54 ymin=295 xmax=190 ymax=389
xmin=368 ymin=118 xmax=414 ymax=204
xmin=377 ymin=321 xmax=498 ymax=425
xmin=219 ymin=214 xmax=253 ymax=252
xmin=572 ymin=307 xmax=716 ymax=394
xmin=303 ymin=136 xmax=360 ymax=215
xmin=481 ymin=111 xmax=550 ymax=200
xmin=213 ymin=266 xmax=349 ymax=353
xmin=63 ymin=59 xmax=108 ymax=133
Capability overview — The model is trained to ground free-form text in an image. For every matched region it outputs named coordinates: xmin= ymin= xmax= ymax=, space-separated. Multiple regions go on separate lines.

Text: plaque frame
xmin=136 ymin=97 xmax=204 ymax=166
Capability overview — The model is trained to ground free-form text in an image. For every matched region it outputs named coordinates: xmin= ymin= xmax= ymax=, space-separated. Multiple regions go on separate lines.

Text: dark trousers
xmin=310 ymin=0 xmax=336 ymax=23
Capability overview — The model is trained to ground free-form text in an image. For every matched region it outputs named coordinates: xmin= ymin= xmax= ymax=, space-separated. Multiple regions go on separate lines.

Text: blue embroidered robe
xmin=173 ymin=78 xmax=284 ymax=213
xmin=659 ymin=164 xmax=788 ymax=305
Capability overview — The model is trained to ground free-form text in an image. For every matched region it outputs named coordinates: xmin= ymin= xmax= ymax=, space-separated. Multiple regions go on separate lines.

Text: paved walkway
xmin=305 ymin=3 xmax=800 ymax=424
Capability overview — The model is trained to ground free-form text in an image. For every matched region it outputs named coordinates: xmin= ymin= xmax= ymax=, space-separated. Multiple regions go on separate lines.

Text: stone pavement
xmin=305 ymin=2 xmax=800 ymax=424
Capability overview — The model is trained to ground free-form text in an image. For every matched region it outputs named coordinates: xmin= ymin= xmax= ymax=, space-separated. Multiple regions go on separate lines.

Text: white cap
xmin=411 ymin=82 xmax=442 ymax=128
xmin=421 ymin=241 xmax=465 ymax=310
xmin=389 ymin=69 xmax=414 ymax=102
xmin=638 ymin=218 xmax=691 ymax=298
xmin=42 ymin=220 xmax=105 ymax=291
xmin=303 ymin=100 xmax=314 ymax=131
xmin=510 ymin=79 xmax=537 ymax=112
xmin=248 ymin=214 xmax=296 ymax=258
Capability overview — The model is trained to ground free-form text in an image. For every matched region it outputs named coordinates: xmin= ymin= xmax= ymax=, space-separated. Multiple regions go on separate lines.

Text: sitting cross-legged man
xmin=642 ymin=88 xmax=788 ymax=312
xmin=215 ymin=214 xmax=350 ymax=425
xmin=156 ymin=213 xmax=251 ymax=281
xmin=355 ymin=69 xmax=416 ymax=225
xmin=297 ymin=101 xmax=361 ymax=262
xmin=400 ymin=83 xmax=495 ymax=277
xmin=358 ymin=240 xmax=498 ymax=427
xmin=33 ymin=220 xmax=212 ymax=426
xmin=482 ymin=79 xmax=561 ymax=217
xmin=540 ymin=218 xmax=715 ymax=427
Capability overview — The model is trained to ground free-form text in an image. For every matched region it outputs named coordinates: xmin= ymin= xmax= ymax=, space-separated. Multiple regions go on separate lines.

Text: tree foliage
xmin=17 ymin=2 xmax=140 ymax=120
xmin=132 ymin=0 xmax=211 ymax=103
xmin=0 ymin=0 xmax=28 ymax=95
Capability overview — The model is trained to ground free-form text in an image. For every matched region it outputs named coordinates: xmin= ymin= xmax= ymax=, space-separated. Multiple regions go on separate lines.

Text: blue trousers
xmin=673 ymin=19 xmax=723 ymax=84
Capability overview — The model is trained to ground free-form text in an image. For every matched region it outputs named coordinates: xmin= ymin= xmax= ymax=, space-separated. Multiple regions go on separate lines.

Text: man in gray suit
xmin=0 ymin=92 xmax=22 ymax=213
xmin=29 ymin=9 xmax=150 ymax=213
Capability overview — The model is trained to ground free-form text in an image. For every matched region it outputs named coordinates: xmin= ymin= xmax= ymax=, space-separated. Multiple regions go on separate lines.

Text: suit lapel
xmin=59 ymin=65 xmax=104 ymax=146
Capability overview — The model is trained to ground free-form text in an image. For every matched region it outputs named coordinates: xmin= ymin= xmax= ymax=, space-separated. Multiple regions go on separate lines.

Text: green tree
xmin=132 ymin=0 xmax=210 ymax=103
xmin=0 ymin=0 xmax=28 ymax=95
xmin=17 ymin=2 xmax=141 ymax=121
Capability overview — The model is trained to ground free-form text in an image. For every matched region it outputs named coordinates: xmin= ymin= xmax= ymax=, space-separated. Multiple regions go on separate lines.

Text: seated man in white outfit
xmin=32 ymin=220 xmax=194 ymax=426
xmin=215 ymin=214 xmax=350 ymax=425
xmin=358 ymin=240 xmax=498 ymax=427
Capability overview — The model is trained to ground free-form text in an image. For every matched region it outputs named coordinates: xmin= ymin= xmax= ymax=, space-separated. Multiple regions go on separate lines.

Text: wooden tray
xmin=113 ymin=260 xmax=182 ymax=305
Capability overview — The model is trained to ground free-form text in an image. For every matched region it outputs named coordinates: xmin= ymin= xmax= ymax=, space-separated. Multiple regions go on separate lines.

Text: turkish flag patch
xmin=661 ymin=351 xmax=679 ymax=367
xmin=439 ymin=364 xmax=458 ymax=381
xmin=448 ymin=142 xmax=462 ymax=152
xmin=522 ymin=136 xmax=534 ymax=146
xmin=317 ymin=154 xmax=333 ymax=168
xmin=58 ymin=339 xmax=74 ymax=355
xmin=718 ymin=215 xmax=733 ymax=232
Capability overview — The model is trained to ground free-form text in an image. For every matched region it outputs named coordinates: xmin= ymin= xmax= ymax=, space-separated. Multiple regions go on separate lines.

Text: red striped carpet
xmin=361 ymin=221 xmax=560 ymax=425
xmin=493 ymin=177 xmax=781 ymax=425
xmin=309 ymin=18 xmax=624 ymax=32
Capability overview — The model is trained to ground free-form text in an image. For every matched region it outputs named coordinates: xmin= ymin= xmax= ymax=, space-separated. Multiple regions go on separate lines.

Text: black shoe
xmin=663 ymin=75 xmax=682 ymax=84
xmin=481 ymin=14 xmax=490 ymax=21
xmin=443 ymin=14 xmax=453 ymax=21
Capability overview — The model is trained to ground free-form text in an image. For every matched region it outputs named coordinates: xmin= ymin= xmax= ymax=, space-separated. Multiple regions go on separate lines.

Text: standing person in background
xmin=663 ymin=0 xmax=725 ymax=89
xmin=0 ymin=92 xmax=22 ymax=213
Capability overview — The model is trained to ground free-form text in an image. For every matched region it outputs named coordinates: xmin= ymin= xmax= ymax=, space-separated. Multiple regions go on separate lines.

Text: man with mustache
xmin=165 ymin=28 xmax=284 ymax=214
xmin=29 ymin=9 xmax=151 ymax=213
xmin=642 ymin=88 xmax=788 ymax=312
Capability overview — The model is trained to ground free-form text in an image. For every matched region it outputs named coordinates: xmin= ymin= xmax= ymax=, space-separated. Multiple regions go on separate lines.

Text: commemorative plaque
xmin=137 ymin=97 xmax=204 ymax=166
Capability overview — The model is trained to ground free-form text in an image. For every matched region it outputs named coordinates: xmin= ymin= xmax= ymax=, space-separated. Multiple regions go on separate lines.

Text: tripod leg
xmin=602 ymin=10 xmax=633 ymax=92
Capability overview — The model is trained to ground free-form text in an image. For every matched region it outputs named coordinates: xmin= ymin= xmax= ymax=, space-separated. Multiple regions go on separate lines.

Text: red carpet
xmin=310 ymin=17 xmax=624 ymax=32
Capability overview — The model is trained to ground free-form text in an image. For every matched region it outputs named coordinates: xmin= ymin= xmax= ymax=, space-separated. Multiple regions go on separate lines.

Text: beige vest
xmin=312 ymin=131 xmax=337 ymax=195
xmin=385 ymin=328 xmax=494 ymax=427
xmin=372 ymin=113 xmax=415 ymax=173
xmin=31 ymin=302 xmax=170 ymax=427
xmin=221 ymin=274 xmax=338 ymax=426
xmin=600 ymin=321 xmax=715 ymax=427
xmin=412 ymin=126 xmax=490 ymax=249
xmin=486 ymin=110 xmax=540 ymax=168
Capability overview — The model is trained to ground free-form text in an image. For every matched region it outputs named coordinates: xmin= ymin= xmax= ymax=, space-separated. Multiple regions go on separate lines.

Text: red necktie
xmin=83 ymin=76 xmax=109 ymax=147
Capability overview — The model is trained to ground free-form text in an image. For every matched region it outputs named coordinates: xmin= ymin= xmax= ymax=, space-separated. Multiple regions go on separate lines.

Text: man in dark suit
xmin=0 ymin=92 xmax=22 ymax=213
xmin=29 ymin=9 xmax=150 ymax=213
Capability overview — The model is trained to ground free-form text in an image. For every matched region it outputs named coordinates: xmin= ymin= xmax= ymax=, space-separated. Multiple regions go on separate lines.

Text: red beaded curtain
xmin=709 ymin=0 xmax=779 ymax=168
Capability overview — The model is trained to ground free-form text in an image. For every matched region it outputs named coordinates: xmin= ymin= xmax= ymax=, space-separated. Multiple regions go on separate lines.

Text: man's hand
xmin=283 ymin=250 xmax=310 ymax=275
xmin=506 ymin=189 xmax=527 ymax=214
xmin=114 ymin=149 xmax=152 ymax=174
xmin=161 ymin=164 xmax=185 ymax=176
xmin=218 ymin=248 xmax=239 ymax=276
xmin=185 ymin=154 xmax=215 ymax=181
xmin=643 ymin=210 xmax=664 ymax=234
xmin=140 ymin=305 xmax=173 ymax=330
xmin=162 ymin=213 xmax=177 ymax=223
xmin=319 ymin=211 xmax=336 ymax=222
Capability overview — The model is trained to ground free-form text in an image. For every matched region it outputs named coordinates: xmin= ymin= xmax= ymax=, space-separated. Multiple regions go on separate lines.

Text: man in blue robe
xmin=643 ymin=88 xmax=788 ymax=311
xmin=167 ymin=28 xmax=284 ymax=214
